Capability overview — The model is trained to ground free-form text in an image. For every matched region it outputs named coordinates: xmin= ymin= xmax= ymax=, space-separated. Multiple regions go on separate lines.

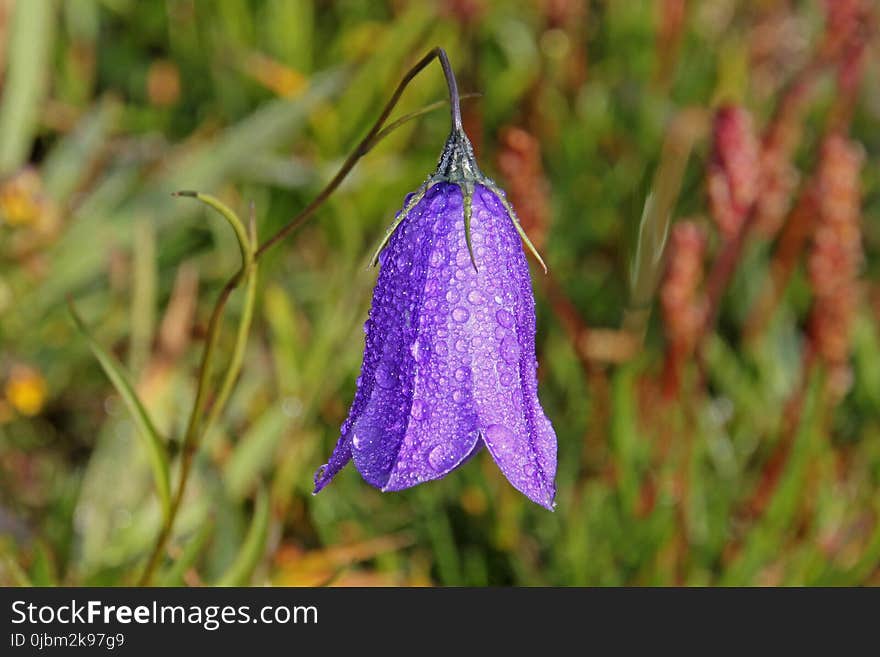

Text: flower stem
xmin=203 ymin=208 xmax=258 ymax=440
xmin=255 ymin=47 xmax=462 ymax=260
xmin=138 ymin=47 xmax=467 ymax=585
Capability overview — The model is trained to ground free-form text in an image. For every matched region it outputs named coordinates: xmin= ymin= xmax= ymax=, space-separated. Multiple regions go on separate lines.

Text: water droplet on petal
xmin=496 ymin=309 xmax=514 ymax=328
xmin=375 ymin=364 xmax=397 ymax=389
xmin=484 ymin=424 xmax=516 ymax=451
xmin=452 ymin=390 xmax=464 ymax=403
xmin=446 ymin=289 xmax=460 ymax=303
xmin=452 ymin=307 xmax=470 ymax=323
xmin=454 ymin=338 xmax=468 ymax=353
xmin=411 ymin=399 xmax=426 ymax=420
xmin=500 ymin=336 xmax=519 ymax=363
xmin=395 ymin=253 xmax=411 ymax=272
xmin=454 ymin=366 xmax=470 ymax=382
xmin=499 ymin=371 xmax=514 ymax=387
xmin=467 ymin=289 xmax=484 ymax=304
xmin=428 ymin=443 xmax=458 ymax=472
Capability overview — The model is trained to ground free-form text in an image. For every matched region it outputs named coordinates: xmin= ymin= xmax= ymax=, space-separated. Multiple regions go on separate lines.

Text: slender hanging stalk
xmin=138 ymin=47 xmax=467 ymax=585
xmin=254 ymin=48 xmax=464 ymax=259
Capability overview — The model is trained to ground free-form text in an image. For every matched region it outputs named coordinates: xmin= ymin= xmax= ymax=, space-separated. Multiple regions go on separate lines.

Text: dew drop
xmin=496 ymin=308 xmax=514 ymax=328
xmin=501 ymin=335 xmax=519 ymax=363
xmin=499 ymin=371 xmax=514 ymax=387
xmin=428 ymin=443 xmax=458 ymax=472
xmin=411 ymin=399 xmax=427 ymax=420
xmin=429 ymin=249 xmax=445 ymax=267
xmin=467 ymin=289 xmax=484 ymax=304
xmin=484 ymin=424 xmax=516 ymax=451
xmin=375 ymin=364 xmax=397 ymax=389
xmin=454 ymin=338 xmax=469 ymax=353
xmin=395 ymin=252 xmax=411 ymax=272
xmin=411 ymin=340 xmax=427 ymax=363
xmin=452 ymin=307 xmax=470 ymax=323
xmin=454 ymin=366 xmax=471 ymax=382
xmin=446 ymin=288 xmax=460 ymax=304
xmin=452 ymin=390 xmax=465 ymax=403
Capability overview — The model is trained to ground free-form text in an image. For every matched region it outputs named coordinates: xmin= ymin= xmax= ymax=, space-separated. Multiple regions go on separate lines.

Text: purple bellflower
xmin=313 ymin=53 xmax=557 ymax=509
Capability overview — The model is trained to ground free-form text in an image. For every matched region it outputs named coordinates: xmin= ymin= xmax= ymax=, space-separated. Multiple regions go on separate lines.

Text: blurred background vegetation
xmin=1 ymin=0 xmax=879 ymax=586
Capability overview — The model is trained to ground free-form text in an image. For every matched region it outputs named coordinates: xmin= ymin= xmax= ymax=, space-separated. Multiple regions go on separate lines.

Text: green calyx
xmin=370 ymin=126 xmax=548 ymax=274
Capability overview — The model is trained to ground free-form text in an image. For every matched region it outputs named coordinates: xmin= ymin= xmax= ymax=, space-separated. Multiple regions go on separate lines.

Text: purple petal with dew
xmin=467 ymin=185 xmax=557 ymax=510
xmin=383 ymin=184 xmax=483 ymax=491
xmin=313 ymin=186 xmax=438 ymax=492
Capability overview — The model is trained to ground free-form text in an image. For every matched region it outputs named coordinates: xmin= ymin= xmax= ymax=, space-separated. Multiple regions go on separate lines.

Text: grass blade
xmin=67 ymin=300 xmax=172 ymax=520
xmin=0 ymin=0 xmax=55 ymax=174
xmin=215 ymin=486 xmax=270 ymax=586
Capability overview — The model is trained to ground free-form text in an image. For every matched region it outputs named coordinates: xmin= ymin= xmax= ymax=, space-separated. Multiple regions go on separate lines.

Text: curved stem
xmin=174 ymin=191 xmax=253 ymax=270
xmin=204 ymin=210 xmax=259 ymax=439
xmin=255 ymin=47 xmax=462 ymax=259
xmin=138 ymin=274 xmax=240 ymax=585
xmin=437 ymin=49 xmax=463 ymax=133
xmin=138 ymin=46 xmax=465 ymax=585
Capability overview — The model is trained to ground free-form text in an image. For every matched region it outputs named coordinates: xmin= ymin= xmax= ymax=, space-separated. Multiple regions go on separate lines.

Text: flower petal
xmin=314 ymin=185 xmax=444 ymax=493
xmin=467 ymin=185 xmax=557 ymax=509
xmin=383 ymin=186 xmax=483 ymax=490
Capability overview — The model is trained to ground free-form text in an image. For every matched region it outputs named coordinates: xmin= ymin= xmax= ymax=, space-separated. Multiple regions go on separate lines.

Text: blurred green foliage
xmin=1 ymin=0 xmax=879 ymax=586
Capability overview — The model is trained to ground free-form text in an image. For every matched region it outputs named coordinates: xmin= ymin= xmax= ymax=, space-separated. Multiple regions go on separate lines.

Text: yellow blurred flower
xmin=5 ymin=365 xmax=48 ymax=417
xmin=0 ymin=168 xmax=44 ymax=227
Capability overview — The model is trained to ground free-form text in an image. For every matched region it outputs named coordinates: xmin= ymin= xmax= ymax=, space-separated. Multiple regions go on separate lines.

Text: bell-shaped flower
xmin=313 ymin=92 xmax=557 ymax=510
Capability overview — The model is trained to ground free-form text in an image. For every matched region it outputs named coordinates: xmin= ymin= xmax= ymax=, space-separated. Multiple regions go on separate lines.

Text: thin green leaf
xmin=204 ymin=212 xmax=259 ymax=438
xmin=67 ymin=300 xmax=172 ymax=521
xmin=173 ymin=191 xmax=252 ymax=269
xmin=215 ymin=486 xmax=270 ymax=586
xmin=0 ymin=0 xmax=55 ymax=174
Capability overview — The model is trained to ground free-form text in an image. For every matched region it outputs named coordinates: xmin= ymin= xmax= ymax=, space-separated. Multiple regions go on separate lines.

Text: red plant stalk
xmin=497 ymin=126 xmax=551 ymax=252
xmin=807 ymin=135 xmax=864 ymax=401
xmin=654 ymin=0 xmax=686 ymax=90
xmin=707 ymin=105 xmax=760 ymax=241
xmin=660 ymin=221 xmax=707 ymax=397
